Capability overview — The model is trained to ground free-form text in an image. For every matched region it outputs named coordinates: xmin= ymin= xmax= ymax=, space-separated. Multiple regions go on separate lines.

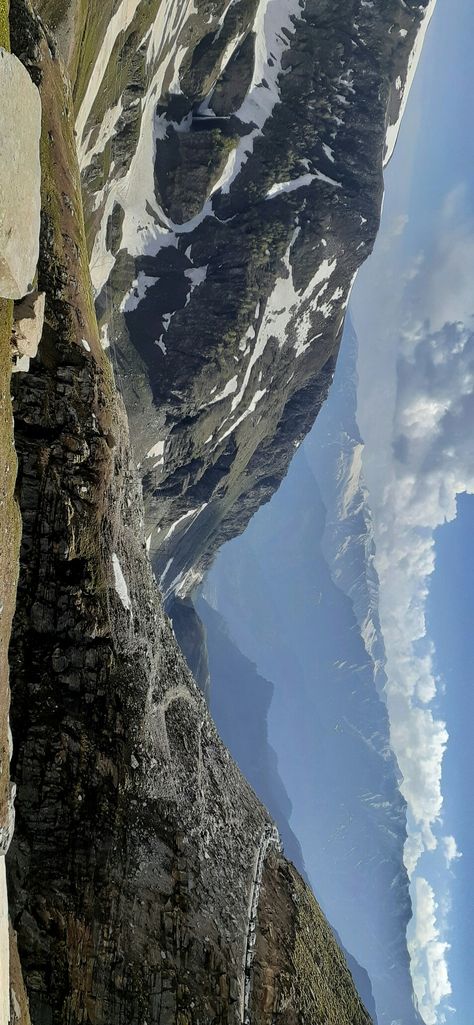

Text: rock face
xmin=11 ymin=291 xmax=45 ymax=361
xmin=53 ymin=0 xmax=434 ymax=600
xmin=0 ymin=47 xmax=41 ymax=300
xmin=5 ymin=5 xmax=374 ymax=1023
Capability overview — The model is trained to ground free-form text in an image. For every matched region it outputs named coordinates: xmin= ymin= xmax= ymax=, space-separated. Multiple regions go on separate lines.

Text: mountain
xmin=0 ymin=3 xmax=377 ymax=1023
xmin=304 ymin=316 xmax=388 ymax=693
xmin=200 ymin=322 xmax=421 ymax=1025
xmin=45 ymin=0 xmax=434 ymax=600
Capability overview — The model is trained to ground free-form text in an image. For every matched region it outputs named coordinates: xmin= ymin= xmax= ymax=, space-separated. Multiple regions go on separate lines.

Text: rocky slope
xmin=2 ymin=3 xmax=374 ymax=1023
xmin=36 ymin=0 xmax=435 ymax=601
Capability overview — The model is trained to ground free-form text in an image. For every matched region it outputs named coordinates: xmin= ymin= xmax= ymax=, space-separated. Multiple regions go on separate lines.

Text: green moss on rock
xmin=0 ymin=0 xmax=10 ymax=50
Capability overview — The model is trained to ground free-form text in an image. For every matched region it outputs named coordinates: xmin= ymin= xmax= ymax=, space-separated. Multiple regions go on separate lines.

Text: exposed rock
xmin=11 ymin=291 xmax=45 ymax=360
xmin=9 ymin=922 xmax=31 ymax=1024
xmin=0 ymin=47 xmax=41 ymax=299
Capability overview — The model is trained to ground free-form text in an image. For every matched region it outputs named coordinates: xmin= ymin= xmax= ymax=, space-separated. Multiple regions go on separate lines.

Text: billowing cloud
xmin=355 ymin=180 xmax=474 ymax=1024
xmin=409 ymin=879 xmax=452 ymax=1025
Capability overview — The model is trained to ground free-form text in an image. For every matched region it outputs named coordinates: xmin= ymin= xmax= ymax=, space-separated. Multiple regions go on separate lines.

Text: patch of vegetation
xmin=0 ymin=0 xmax=10 ymax=49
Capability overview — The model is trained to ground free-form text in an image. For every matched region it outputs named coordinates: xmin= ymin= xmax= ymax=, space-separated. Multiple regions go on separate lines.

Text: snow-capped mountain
xmin=63 ymin=0 xmax=435 ymax=600
xmin=305 ymin=316 xmax=388 ymax=694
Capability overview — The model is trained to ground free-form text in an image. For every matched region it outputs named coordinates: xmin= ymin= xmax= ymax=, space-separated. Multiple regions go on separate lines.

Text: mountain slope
xmin=4 ymin=4 xmax=374 ymax=1023
xmin=36 ymin=0 xmax=435 ymax=599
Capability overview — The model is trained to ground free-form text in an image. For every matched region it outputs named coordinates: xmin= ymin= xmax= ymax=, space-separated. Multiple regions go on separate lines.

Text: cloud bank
xmin=356 ymin=183 xmax=474 ymax=1024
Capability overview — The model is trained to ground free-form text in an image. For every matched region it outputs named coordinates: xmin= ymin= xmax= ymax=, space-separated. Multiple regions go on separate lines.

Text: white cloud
xmin=355 ymin=183 xmax=474 ymax=1024
xmin=409 ymin=879 xmax=452 ymax=1025
xmin=442 ymin=836 xmax=462 ymax=868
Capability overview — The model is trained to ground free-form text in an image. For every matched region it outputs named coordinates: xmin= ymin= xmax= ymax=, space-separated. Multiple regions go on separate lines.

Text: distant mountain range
xmin=198 ymin=318 xmax=422 ymax=1025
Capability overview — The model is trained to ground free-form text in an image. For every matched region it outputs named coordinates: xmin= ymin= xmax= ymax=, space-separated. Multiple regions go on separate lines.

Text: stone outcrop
xmin=4 ymin=5 xmax=374 ymax=1023
xmin=11 ymin=290 xmax=45 ymax=362
xmin=0 ymin=46 xmax=41 ymax=300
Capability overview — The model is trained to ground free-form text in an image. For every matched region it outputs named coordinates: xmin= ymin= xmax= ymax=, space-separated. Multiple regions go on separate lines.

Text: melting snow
xmin=322 ymin=142 xmax=335 ymax=163
xmin=100 ymin=323 xmax=110 ymax=349
xmin=265 ymin=173 xmax=315 ymax=199
xmin=112 ymin=553 xmax=132 ymax=612
xmin=76 ymin=0 xmax=142 ymax=158
xmin=384 ymin=0 xmax=437 ymax=165
xmin=209 ymin=376 xmax=238 ymax=404
xmin=147 ymin=440 xmax=165 ymax=463
xmin=120 ymin=272 xmax=157 ymax=313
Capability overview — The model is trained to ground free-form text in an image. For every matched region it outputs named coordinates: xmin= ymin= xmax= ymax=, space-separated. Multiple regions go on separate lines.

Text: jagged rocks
xmin=0 ymin=48 xmax=41 ymax=300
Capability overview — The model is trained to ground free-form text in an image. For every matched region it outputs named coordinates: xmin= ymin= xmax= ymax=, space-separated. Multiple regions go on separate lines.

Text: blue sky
xmin=353 ymin=0 xmax=474 ymax=1021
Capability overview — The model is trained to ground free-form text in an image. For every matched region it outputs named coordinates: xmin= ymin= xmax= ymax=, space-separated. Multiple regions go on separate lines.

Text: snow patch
xmin=265 ymin=173 xmax=315 ymax=199
xmin=120 ymin=272 xmax=157 ymax=313
xmin=209 ymin=376 xmax=238 ymax=404
xmin=147 ymin=440 xmax=165 ymax=463
xmin=112 ymin=553 xmax=132 ymax=612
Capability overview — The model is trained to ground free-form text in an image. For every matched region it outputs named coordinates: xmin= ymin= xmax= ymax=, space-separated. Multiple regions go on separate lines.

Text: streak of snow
xmin=147 ymin=440 xmax=165 ymax=461
xmin=384 ymin=0 xmax=437 ymax=165
xmin=76 ymin=0 xmax=142 ymax=160
xmin=322 ymin=142 xmax=335 ymax=163
xmin=265 ymin=173 xmax=315 ymax=199
xmin=314 ymin=169 xmax=342 ymax=188
xmin=112 ymin=553 xmax=132 ymax=612
xmin=89 ymin=0 xmax=198 ymax=293
xmin=341 ymin=442 xmax=365 ymax=518
xmin=81 ymin=97 xmax=123 ymax=169
xmin=217 ymin=388 xmax=267 ymax=445
xmin=218 ymin=0 xmax=303 ymax=195
xmin=209 ymin=376 xmax=238 ymax=404
xmin=162 ymin=503 xmax=207 ymax=544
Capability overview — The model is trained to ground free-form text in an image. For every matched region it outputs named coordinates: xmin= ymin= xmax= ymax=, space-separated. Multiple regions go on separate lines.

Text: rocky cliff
xmin=2 ymin=3 xmax=375 ymax=1023
xmin=47 ymin=0 xmax=435 ymax=601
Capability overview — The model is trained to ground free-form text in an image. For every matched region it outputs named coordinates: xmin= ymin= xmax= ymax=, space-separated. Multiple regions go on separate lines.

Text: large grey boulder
xmin=11 ymin=289 xmax=45 ymax=359
xmin=0 ymin=48 xmax=41 ymax=300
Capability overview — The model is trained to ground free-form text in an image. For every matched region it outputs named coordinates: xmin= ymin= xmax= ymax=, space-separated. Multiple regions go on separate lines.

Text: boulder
xmin=11 ymin=290 xmax=45 ymax=359
xmin=0 ymin=48 xmax=41 ymax=300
